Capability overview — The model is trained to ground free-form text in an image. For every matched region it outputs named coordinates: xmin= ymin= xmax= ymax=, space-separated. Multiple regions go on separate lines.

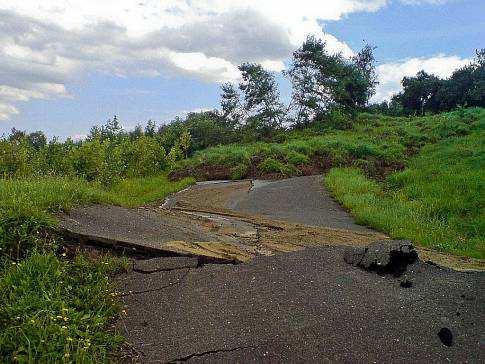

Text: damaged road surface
xmin=58 ymin=177 xmax=386 ymax=263
xmin=58 ymin=175 xmax=485 ymax=362
xmin=117 ymin=247 xmax=484 ymax=363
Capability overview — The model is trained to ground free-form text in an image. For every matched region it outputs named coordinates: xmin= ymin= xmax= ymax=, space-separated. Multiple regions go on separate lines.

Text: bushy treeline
xmin=370 ymin=49 xmax=485 ymax=116
xmin=1 ymin=118 xmax=184 ymax=184
xmin=1 ymin=36 xmax=483 ymax=184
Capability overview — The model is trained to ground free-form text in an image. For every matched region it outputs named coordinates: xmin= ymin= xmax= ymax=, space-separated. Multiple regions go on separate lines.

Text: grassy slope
xmin=174 ymin=108 xmax=484 ymax=180
xmin=326 ymin=132 xmax=484 ymax=258
xmin=174 ymin=108 xmax=484 ymax=258
xmin=0 ymin=174 xmax=194 ymax=362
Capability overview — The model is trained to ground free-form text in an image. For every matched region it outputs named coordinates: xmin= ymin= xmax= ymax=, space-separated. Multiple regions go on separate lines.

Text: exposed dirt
xmin=169 ymin=154 xmax=405 ymax=182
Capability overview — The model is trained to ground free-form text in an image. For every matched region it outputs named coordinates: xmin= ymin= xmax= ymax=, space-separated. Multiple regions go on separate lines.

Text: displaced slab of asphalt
xmin=57 ymin=176 xmax=385 ymax=262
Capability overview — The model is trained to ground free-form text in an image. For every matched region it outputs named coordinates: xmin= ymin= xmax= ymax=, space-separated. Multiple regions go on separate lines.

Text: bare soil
xmin=169 ymin=154 xmax=405 ymax=182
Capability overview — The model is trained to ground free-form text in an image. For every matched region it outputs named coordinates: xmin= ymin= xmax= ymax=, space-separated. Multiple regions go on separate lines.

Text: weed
xmin=0 ymin=253 xmax=129 ymax=362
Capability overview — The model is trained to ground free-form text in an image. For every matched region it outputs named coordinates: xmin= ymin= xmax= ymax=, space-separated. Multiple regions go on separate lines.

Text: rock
xmin=344 ymin=240 xmax=418 ymax=277
xmin=437 ymin=327 xmax=453 ymax=347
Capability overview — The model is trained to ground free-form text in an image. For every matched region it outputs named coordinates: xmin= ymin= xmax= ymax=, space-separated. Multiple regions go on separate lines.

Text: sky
xmin=0 ymin=0 xmax=483 ymax=138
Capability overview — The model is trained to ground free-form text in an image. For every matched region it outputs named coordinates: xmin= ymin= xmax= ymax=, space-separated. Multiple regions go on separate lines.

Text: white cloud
xmin=373 ymin=55 xmax=471 ymax=102
xmin=0 ymin=0 xmax=454 ymax=120
xmin=0 ymin=103 xmax=19 ymax=121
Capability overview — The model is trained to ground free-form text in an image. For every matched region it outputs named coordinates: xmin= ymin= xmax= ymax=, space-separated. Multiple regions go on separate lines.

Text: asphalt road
xmin=117 ymin=247 xmax=484 ymax=363
xmin=115 ymin=176 xmax=484 ymax=363
xmin=232 ymin=175 xmax=372 ymax=232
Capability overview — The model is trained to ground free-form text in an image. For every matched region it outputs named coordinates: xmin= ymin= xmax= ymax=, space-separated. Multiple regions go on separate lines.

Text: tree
xmin=285 ymin=36 xmax=334 ymax=125
xmin=27 ymin=131 xmax=47 ymax=150
xmin=286 ymin=36 xmax=378 ymax=125
xmin=443 ymin=49 xmax=485 ymax=108
xmin=178 ymin=129 xmax=192 ymax=158
xmin=391 ymin=49 xmax=484 ymax=114
xmin=145 ymin=120 xmax=156 ymax=137
xmin=101 ymin=115 xmax=123 ymax=140
xmin=220 ymin=83 xmax=242 ymax=128
xmin=185 ymin=111 xmax=234 ymax=150
xmin=130 ymin=125 xmax=144 ymax=139
xmin=238 ymin=63 xmax=284 ymax=137
xmin=392 ymin=71 xmax=443 ymax=115
xmin=350 ymin=43 xmax=378 ymax=105
xmin=8 ymin=128 xmax=26 ymax=143
xmin=87 ymin=125 xmax=102 ymax=140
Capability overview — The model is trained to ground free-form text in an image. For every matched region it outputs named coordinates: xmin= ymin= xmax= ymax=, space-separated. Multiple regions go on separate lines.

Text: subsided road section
xmin=57 ymin=175 xmax=484 ymax=362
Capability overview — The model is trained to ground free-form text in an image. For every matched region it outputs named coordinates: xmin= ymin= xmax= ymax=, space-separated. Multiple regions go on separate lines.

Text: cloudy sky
xmin=0 ymin=0 xmax=483 ymax=138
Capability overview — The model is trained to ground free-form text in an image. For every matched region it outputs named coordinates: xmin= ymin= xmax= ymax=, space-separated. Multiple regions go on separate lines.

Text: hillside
xmin=171 ymin=108 xmax=485 ymax=258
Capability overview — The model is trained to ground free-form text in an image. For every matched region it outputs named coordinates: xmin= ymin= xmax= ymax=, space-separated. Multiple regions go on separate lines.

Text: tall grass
xmin=0 ymin=174 xmax=194 ymax=362
xmin=0 ymin=253 xmax=128 ymax=362
xmin=325 ymin=132 xmax=484 ymax=258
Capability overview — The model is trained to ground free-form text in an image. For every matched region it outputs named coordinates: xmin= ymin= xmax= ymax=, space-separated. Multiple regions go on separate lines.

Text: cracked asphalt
xmin=117 ymin=248 xmax=484 ymax=363
xmin=115 ymin=176 xmax=485 ymax=363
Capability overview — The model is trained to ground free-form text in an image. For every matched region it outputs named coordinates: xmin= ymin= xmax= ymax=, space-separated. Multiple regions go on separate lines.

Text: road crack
xmin=166 ymin=346 xmax=255 ymax=363
xmin=120 ymin=269 xmax=190 ymax=296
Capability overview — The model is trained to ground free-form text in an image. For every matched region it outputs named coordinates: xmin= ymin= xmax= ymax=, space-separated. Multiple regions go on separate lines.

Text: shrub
xmin=230 ymin=164 xmax=249 ymax=180
xmin=258 ymin=157 xmax=296 ymax=175
xmin=286 ymin=151 xmax=310 ymax=165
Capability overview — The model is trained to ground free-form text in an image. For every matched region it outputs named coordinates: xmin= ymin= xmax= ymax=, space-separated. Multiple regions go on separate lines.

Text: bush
xmin=258 ymin=157 xmax=296 ymax=176
xmin=230 ymin=164 xmax=249 ymax=180
xmin=286 ymin=151 xmax=310 ymax=165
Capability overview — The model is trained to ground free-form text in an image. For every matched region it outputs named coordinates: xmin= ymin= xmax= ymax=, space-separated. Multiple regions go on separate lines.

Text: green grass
xmin=0 ymin=174 xmax=194 ymax=362
xmin=325 ymin=132 xmax=484 ymax=259
xmin=0 ymin=174 xmax=194 ymax=260
xmin=0 ymin=174 xmax=195 ymax=213
xmin=0 ymin=253 xmax=129 ymax=362
xmin=174 ymin=108 xmax=484 ymax=179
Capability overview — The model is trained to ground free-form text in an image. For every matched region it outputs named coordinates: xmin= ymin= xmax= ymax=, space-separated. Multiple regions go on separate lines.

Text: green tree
xmin=286 ymin=36 xmax=377 ymax=125
xmin=238 ymin=63 xmax=284 ymax=138
xmin=178 ymin=129 xmax=192 ymax=158
xmin=27 ymin=131 xmax=47 ymax=150
xmin=392 ymin=71 xmax=443 ymax=115
xmin=220 ymin=83 xmax=242 ymax=128
xmin=145 ymin=120 xmax=157 ymax=137
xmin=185 ymin=111 xmax=234 ymax=150
xmin=166 ymin=144 xmax=183 ymax=168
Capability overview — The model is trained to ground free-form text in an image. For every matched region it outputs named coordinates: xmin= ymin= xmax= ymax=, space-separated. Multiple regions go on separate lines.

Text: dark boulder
xmin=344 ymin=240 xmax=418 ymax=277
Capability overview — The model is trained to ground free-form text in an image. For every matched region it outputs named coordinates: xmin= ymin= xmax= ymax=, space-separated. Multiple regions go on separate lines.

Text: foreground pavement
xmin=117 ymin=247 xmax=484 ymax=363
